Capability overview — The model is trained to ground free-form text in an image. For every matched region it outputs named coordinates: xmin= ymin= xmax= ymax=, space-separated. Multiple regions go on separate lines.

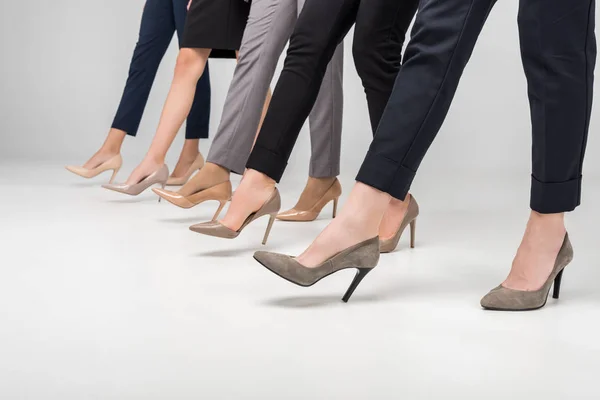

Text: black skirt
xmin=181 ymin=0 xmax=251 ymax=59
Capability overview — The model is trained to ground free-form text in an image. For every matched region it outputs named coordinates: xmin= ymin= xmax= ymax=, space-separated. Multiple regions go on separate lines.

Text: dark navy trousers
xmin=112 ymin=0 xmax=211 ymax=139
xmin=355 ymin=0 xmax=596 ymax=214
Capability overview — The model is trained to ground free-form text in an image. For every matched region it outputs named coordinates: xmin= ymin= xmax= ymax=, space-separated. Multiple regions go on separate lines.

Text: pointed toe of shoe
xmin=102 ymin=183 xmax=131 ymax=195
xmin=276 ymin=209 xmax=317 ymax=222
xmin=189 ymin=221 xmax=238 ymax=238
xmin=65 ymin=165 xmax=89 ymax=177
xmin=253 ymin=251 xmax=315 ymax=286
xmin=480 ymin=286 xmax=528 ymax=311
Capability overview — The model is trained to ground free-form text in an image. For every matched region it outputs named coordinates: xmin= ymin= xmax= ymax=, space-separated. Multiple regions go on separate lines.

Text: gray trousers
xmin=206 ymin=0 xmax=344 ymax=178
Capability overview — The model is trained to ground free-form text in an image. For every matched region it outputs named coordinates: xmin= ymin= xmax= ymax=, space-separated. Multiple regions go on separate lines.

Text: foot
xmin=83 ymin=149 xmax=119 ymax=170
xmin=126 ymin=156 xmax=163 ymax=185
xmin=292 ymin=177 xmax=337 ymax=211
xmin=179 ymin=162 xmax=230 ymax=196
xmin=378 ymin=194 xmax=411 ymax=241
xmin=502 ymin=211 xmax=566 ymax=291
xmin=295 ymin=182 xmax=389 ymax=268
xmin=220 ymin=169 xmax=275 ymax=231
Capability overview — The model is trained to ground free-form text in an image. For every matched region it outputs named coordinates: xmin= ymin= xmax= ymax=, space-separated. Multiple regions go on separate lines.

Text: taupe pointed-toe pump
xmin=66 ymin=154 xmax=122 ymax=184
xmin=379 ymin=195 xmax=419 ymax=253
xmin=277 ymin=179 xmax=342 ymax=222
xmin=152 ymin=181 xmax=232 ymax=220
xmin=102 ymin=164 xmax=169 ymax=199
xmin=254 ymin=237 xmax=380 ymax=303
xmin=189 ymin=188 xmax=281 ymax=245
xmin=166 ymin=154 xmax=205 ymax=186
xmin=480 ymin=233 xmax=574 ymax=311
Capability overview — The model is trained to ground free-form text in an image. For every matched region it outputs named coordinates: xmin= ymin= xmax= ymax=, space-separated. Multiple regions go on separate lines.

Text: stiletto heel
xmin=410 ymin=219 xmax=416 ymax=249
xmin=277 ymin=179 xmax=342 ymax=222
xmin=262 ymin=214 xmax=277 ymax=245
xmin=379 ymin=196 xmax=420 ymax=253
xmin=481 ymin=234 xmax=574 ymax=311
xmin=158 ymin=183 xmax=166 ymax=203
xmin=109 ymin=167 xmax=120 ymax=184
xmin=553 ymin=269 xmax=564 ymax=299
xmin=342 ymin=268 xmax=373 ymax=303
xmin=254 ymin=238 xmax=380 ymax=303
xmin=332 ymin=197 xmax=339 ymax=218
xmin=212 ymin=200 xmax=228 ymax=221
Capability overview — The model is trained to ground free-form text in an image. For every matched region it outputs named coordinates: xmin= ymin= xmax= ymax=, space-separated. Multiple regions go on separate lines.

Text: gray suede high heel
xmin=254 ymin=237 xmax=380 ymax=303
xmin=480 ymin=233 xmax=574 ymax=311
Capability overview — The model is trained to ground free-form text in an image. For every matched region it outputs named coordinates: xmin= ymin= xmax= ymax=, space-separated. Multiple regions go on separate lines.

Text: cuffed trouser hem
xmin=111 ymin=122 xmax=138 ymax=137
xmin=246 ymin=145 xmax=288 ymax=182
xmin=530 ymin=175 xmax=582 ymax=214
xmin=185 ymin=127 xmax=209 ymax=140
xmin=355 ymin=151 xmax=416 ymax=200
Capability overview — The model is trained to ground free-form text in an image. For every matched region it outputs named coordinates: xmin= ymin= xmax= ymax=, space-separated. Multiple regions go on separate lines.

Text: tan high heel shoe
xmin=480 ymin=233 xmax=573 ymax=311
xmin=102 ymin=165 xmax=169 ymax=199
xmin=254 ymin=237 xmax=380 ymax=303
xmin=277 ymin=179 xmax=342 ymax=222
xmin=189 ymin=188 xmax=281 ymax=245
xmin=166 ymin=153 xmax=205 ymax=186
xmin=65 ymin=154 xmax=122 ymax=184
xmin=379 ymin=195 xmax=419 ymax=253
xmin=152 ymin=181 xmax=232 ymax=220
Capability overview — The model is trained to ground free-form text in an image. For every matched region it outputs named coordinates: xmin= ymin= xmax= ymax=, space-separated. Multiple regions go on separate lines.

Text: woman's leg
xmin=83 ymin=0 xmax=175 ymax=169
xmin=501 ymin=0 xmax=596 ymax=291
xmin=297 ymin=0 xmax=498 ymax=267
xmin=125 ymin=47 xmax=211 ymax=184
xmin=170 ymin=0 xmax=212 ymax=179
xmin=220 ymin=0 xmax=361 ymax=231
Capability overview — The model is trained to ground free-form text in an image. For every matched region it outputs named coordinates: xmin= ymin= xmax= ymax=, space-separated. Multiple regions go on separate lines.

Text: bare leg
xmin=125 ymin=48 xmax=211 ymax=185
xmin=170 ymin=139 xmax=201 ymax=178
xmin=83 ymin=128 xmax=126 ymax=169
xmin=503 ymin=212 xmax=567 ymax=291
xmin=253 ymin=89 xmax=272 ymax=147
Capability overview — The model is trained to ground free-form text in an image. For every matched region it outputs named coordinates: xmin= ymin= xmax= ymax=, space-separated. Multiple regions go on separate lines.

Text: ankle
xmin=528 ymin=211 xmax=566 ymax=233
xmin=244 ymin=169 xmax=276 ymax=190
xmin=180 ymin=140 xmax=200 ymax=160
xmin=147 ymin=153 xmax=165 ymax=166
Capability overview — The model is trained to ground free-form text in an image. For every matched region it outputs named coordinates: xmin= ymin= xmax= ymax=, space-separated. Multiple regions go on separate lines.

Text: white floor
xmin=1 ymin=163 xmax=600 ymax=399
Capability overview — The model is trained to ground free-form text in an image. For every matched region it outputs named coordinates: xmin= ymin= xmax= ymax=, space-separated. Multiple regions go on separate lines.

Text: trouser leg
xmin=520 ymin=0 xmax=597 ymax=213
xmin=246 ymin=0 xmax=361 ymax=182
xmin=206 ymin=0 xmax=298 ymax=174
xmin=112 ymin=0 xmax=175 ymax=136
xmin=356 ymin=0 xmax=497 ymax=200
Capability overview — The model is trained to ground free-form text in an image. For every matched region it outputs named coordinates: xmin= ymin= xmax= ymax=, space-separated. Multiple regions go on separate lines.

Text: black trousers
xmin=112 ymin=0 xmax=211 ymax=139
xmin=246 ymin=0 xmax=418 ymax=181
xmin=354 ymin=0 xmax=596 ymax=214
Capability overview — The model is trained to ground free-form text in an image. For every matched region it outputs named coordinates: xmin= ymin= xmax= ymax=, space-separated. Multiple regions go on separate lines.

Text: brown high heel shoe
xmin=166 ymin=153 xmax=205 ymax=186
xmin=66 ymin=154 xmax=122 ymax=184
xmin=379 ymin=195 xmax=419 ymax=253
xmin=152 ymin=181 xmax=232 ymax=221
xmin=102 ymin=165 xmax=169 ymax=199
xmin=277 ymin=178 xmax=342 ymax=222
xmin=254 ymin=237 xmax=380 ymax=303
xmin=189 ymin=188 xmax=281 ymax=245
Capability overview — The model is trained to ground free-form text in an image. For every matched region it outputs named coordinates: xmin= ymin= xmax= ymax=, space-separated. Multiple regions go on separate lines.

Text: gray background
xmin=1 ymin=0 xmax=598 ymax=184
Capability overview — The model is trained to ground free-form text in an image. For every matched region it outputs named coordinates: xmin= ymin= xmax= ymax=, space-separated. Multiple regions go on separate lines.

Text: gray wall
xmin=1 ymin=0 xmax=598 ymax=183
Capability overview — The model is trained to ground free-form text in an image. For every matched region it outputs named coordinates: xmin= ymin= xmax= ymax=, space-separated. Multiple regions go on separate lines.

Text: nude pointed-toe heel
xmin=379 ymin=195 xmax=420 ymax=253
xmin=102 ymin=164 xmax=169 ymax=197
xmin=66 ymin=154 xmax=123 ymax=183
xmin=166 ymin=153 xmax=205 ymax=186
xmin=277 ymin=179 xmax=342 ymax=222
xmin=152 ymin=181 xmax=233 ymax=220
xmin=254 ymin=237 xmax=380 ymax=303
xmin=189 ymin=188 xmax=281 ymax=245
xmin=480 ymin=233 xmax=574 ymax=311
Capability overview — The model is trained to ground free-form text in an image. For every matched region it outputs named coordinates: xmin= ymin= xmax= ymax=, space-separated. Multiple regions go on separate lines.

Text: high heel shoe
xmin=65 ymin=154 xmax=122 ymax=184
xmin=102 ymin=165 xmax=169 ymax=198
xmin=277 ymin=179 xmax=342 ymax=222
xmin=379 ymin=195 xmax=420 ymax=253
xmin=189 ymin=188 xmax=281 ymax=245
xmin=480 ymin=233 xmax=574 ymax=311
xmin=152 ymin=181 xmax=232 ymax=220
xmin=166 ymin=154 xmax=205 ymax=186
xmin=254 ymin=237 xmax=380 ymax=303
